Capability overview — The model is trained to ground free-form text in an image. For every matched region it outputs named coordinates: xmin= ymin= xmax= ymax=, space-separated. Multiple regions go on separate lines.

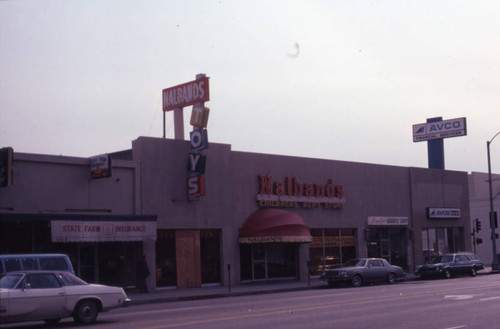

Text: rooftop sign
xmin=412 ymin=117 xmax=467 ymax=142
xmin=162 ymin=77 xmax=210 ymax=111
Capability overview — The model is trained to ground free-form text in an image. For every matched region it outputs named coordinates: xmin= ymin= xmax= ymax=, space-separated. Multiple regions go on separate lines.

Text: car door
xmin=7 ymin=273 xmax=66 ymax=321
xmin=455 ymin=255 xmax=469 ymax=274
xmin=365 ymin=260 xmax=386 ymax=282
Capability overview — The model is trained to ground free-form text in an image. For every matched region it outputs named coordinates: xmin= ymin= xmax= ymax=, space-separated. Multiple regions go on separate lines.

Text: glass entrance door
xmin=367 ymin=228 xmax=407 ymax=269
xmin=252 ymin=244 xmax=267 ymax=280
xmin=241 ymin=243 xmax=298 ymax=281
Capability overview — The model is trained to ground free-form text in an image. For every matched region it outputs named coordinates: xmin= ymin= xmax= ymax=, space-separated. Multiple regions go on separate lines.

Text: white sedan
xmin=0 ymin=271 xmax=131 ymax=325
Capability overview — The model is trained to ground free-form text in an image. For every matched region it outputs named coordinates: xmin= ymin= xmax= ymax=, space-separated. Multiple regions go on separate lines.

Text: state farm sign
xmin=51 ymin=220 xmax=157 ymax=242
xmin=162 ymin=77 xmax=210 ymax=111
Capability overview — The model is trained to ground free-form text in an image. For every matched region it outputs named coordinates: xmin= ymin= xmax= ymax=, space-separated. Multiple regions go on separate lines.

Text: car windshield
xmin=0 ymin=274 xmax=22 ymax=288
xmin=344 ymin=259 xmax=367 ymax=267
xmin=430 ymin=255 xmax=454 ymax=264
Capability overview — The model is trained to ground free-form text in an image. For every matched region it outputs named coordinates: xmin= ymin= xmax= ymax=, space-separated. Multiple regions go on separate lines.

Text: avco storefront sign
xmin=413 ymin=117 xmax=467 ymax=142
xmin=427 ymin=207 xmax=461 ymax=219
xmin=256 ymin=175 xmax=345 ymax=209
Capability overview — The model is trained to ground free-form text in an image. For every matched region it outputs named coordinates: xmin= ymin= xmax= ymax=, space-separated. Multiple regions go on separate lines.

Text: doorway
xmin=240 ymin=243 xmax=298 ymax=281
xmin=367 ymin=228 xmax=407 ymax=269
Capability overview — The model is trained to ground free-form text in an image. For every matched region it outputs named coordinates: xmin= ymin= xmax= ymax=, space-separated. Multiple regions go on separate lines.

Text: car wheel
xmin=471 ymin=267 xmax=477 ymax=277
xmin=73 ymin=299 xmax=99 ymax=324
xmin=351 ymin=275 xmax=362 ymax=287
xmin=327 ymin=280 xmax=336 ymax=288
xmin=44 ymin=318 xmax=61 ymax=325
xmin=387 ymin=273 xmax=396 ymax=284
xmin=443 ymin=269 xmax=451 ymax=279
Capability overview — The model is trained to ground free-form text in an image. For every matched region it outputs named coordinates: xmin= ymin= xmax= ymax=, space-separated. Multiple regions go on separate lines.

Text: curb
xmin=129 ymin=285 xmax=323 ymax=306
xmin=127 ymin=270 xmax=499 ymax=306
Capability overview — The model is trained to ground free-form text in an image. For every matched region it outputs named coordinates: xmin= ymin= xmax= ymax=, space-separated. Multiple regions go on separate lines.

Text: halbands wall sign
xmin=162 ymin=77 xmax=210 ymax=111
xmin=256 ymin=175 xmax=345 ymax=209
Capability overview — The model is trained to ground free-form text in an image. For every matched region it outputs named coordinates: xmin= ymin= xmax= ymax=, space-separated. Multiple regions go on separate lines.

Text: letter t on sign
xmin=190 ymin=105 xmax=210 ymax=128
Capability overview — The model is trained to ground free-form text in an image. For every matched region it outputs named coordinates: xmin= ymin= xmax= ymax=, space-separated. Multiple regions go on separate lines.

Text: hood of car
xmin=329 ymin=266 xmax=361 ymax=272
xmin=419 ymin=263 xmax=446 ymax=268
xmin=64 ymin=283 xmax=126 ymax=295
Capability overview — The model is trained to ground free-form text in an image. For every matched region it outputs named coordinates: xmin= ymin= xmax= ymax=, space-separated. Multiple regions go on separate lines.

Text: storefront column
xmin=298 ymin=243 xmax=310 ymax=281
xmin=143 ymin=239 xmax=156 ymax=291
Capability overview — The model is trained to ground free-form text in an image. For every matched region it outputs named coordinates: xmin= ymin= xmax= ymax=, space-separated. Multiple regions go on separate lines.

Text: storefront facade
xmin=0 ymin=153 xmax=157 ymax=289
xmin=132 ymin=136 xmax=471 ymax=287
xmin=0 ymin=137 xmax=472 ymax=289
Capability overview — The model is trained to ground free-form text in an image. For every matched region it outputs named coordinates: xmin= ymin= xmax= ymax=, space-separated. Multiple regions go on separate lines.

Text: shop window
xmin=156 ymin=230 xmax=177 ymax=286
xmin=309 ymin=228 xmax=357 ymax=276
xmin=341 ymin=228 xmax=357 ymax=265
xmin=97 ymin=242 xmax=139 ymax=287
xmin=200 ymin=229 xmax=221 ymax=284
xmin=267 ymin=243 xmax=297 ymax=278
xmin=421 ymin=227 xmax=465 ymax=263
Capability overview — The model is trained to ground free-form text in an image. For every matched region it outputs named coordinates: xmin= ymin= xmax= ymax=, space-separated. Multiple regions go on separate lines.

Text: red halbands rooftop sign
xmin=162 ymin=77 xmax=210 ymax=111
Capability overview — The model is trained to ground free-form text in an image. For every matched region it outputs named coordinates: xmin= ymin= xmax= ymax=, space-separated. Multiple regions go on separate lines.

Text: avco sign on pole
xmin=412 ymin=116 xmax=467 ymax=170
xmin=412 ymin=117 xmax=467 ymax=142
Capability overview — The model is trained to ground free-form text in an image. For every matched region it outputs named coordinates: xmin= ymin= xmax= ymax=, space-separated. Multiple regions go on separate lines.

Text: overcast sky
xmin=1 ymin=0 xmax=499 ymax=174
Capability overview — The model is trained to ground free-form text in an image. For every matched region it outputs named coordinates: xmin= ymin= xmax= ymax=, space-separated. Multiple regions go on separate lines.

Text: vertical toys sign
xmin=162 ymin=74 xmax=210 ymax=200
xmin=187 ymin=104 xmax=209 ymax=199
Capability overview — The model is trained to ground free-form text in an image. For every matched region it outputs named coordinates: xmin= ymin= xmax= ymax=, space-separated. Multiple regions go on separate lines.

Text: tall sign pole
xmin=426 ymin=117 xmax=445 ymax=169
xmin=161 ymin=74 xmax=211 ymax=200
xmin=487 ymin=131 xmax=500 ymax=271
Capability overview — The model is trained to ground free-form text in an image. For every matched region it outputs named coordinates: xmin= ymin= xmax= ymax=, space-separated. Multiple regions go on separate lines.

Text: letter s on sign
xmin=187 ymin=176 xmax=198 ymax=194
xmin=187 ymin=175 xmax=205 ymax=197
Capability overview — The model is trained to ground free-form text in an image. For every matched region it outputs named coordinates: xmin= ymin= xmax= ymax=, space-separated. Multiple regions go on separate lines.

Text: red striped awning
xmin=238 ymin=209 xmax=312 ymax=244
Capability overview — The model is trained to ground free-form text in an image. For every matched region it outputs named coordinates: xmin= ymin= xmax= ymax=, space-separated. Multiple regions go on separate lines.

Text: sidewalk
xmin=126 ymin=267 xmax=496 ymax=306
xmin=126 ymin=277 xmax=325 ymax=305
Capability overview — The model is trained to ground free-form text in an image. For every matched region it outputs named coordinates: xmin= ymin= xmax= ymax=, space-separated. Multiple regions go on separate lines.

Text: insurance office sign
xmin=51 ymin=220 xmax=157 ymax=242
xmin=412 ymin=117 xmax=467 ymax=142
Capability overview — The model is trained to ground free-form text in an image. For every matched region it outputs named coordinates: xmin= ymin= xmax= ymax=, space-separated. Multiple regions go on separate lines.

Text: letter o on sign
xmin=190 ymin=129 xmax=208 ymax=151
xmin=190 ymin=130 xmax=202 ymax=149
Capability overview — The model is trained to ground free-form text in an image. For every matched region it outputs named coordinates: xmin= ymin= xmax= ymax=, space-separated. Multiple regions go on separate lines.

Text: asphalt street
xmin=4 ymin=273 xmax=500 ymax=329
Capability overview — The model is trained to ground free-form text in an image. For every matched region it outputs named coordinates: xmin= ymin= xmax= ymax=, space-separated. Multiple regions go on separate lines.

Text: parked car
xmin=415 ymin=252 xmax=484 ymax=279
xmin=0 ymin=254 xmax=75 ymax=277
xmin=320 ymin=258 xmax=406 ymax=287
xmin=0 ymin=270 xmax=130 ymax=325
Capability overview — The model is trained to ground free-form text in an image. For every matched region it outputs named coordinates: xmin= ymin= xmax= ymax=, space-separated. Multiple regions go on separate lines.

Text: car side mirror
xmin=23 ymin=283 xmax=31 ymax=291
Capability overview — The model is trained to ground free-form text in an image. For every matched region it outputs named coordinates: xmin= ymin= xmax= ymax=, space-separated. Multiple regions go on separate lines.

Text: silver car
xmin=0 ymin=271 xmax=130 ymax=325
xmin=320 ymin=258 xmax=406 ymax=287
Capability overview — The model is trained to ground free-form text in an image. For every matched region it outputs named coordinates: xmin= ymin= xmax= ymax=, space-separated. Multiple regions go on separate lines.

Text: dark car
xmin=415 ymin=252 xmax=484 ymax=279
xmin=320 ymin=258 xmax=406 ymax=287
